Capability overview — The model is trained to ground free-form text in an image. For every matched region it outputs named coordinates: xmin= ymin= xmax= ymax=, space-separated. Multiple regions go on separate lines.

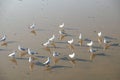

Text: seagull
xmin=0 ymin=34 xmax=7 ymax=46
xmin=49 ymin=34 xmax=55 ymax=42
xmin=48 ymin=35 xmax=56 ymax=48
xmin=78 ymin=33 xmax=83 ymax=46
xmin=103 ymin=38 xmax=111 ymax=50
xmin=87 ymin=41 xmax=93 ymax=47
xmin=18 ymin=45 xmax=28 ymax=52
xmin=42 ymin=40 xmax=50 ymax=47
xmin=28 ymin=57 xmax=35 ymax=71
xmin=59 ymin=23 xmax=64 ymax=28
xmin=53 ymin=51 xmax=60 ymax=64
xmin=67 ymin=39 xmax=74 ymax=51
xmin=98 ymin=32 xmax=102 ymax=37
xmin=97 ymin=32 xmax=102 ymax=44
xmin=8 ymin=51 xmax=17 ymax=58
xmin=0 ymin=34 xmax=6 ymax=42
xmin=28 ymin=48 xmax=38 ymax=56
xmin=28 ymin=24 xmax=37 ymax=35
xmin=18 ymin=45 xmax=28 ymax=57
xmin=58 ymin=30 xmax=67 ymax=40
xmin=8 ymin=51 xmax=17 ymax=65
xmin=29 ymin=23 xmax=35 ymax=29
xmin=69 ymin=52 xmax=76 ymax=64
xmin=68 ymin=38 xmax=74 ymax=44
xmin=43 ymin=57 xmax=50 ymax=66
xmin=89 ymin=47 xmax=97 ymax=61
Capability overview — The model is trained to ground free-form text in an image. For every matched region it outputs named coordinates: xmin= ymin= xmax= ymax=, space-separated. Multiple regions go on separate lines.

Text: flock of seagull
xmin=0 ymin=23 xmax=113 ymax=71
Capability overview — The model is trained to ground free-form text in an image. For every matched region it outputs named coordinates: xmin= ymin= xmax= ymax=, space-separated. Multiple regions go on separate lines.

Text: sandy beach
xmin=0 ymin=0 xmax=120 ymax=80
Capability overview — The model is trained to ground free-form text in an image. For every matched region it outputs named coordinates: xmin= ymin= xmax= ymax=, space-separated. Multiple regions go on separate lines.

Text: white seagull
xmin=68 ymin=39 xmax=74 ymax=44
xmin=29 ymin=23 xmax=35 ymax=29
xmin=59 ymin=23 xmax=64 ymax=28
xmin=42 ymin=40 xmax=50 ymax=47
xmin=0 ymin=34 xmax=6 ymax=42
xmin=18 ymin=45 xmax=27 ymax=52
xmin=69 ymin=52 xmax=75 ymax=59
xmin=98 ymin=32 xmax=102 ymax=37
xmin=49 ymin=34 xmax=55 ymax=42
xmin=103 ymin=38 xmax=111 ymax=50
xmin=87 ymin=41 xmax=93 ymax=47
xmin=8 ymin=51 xmax=16 ymax=58
xmin=69 ymin=52 xmax=76 ymax=64
xmin=79 ymin=33 xmax=82 ymax=40
xmin=78 ymin=33 xmax=83 ymax=46
xmin=28 ymin=48 xmax=38 ymax=56
xmin=43 ymin=57 xmax=50 ymax=66
xmin=53 ymin=51 xmax=60 ymax=64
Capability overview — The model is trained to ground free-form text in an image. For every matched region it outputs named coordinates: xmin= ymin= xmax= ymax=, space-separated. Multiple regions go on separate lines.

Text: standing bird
xmin=103 ymin=38 xmax=111 ymax=50
xmin=8 ymin=51 xmax=17 ymax=65
xmin=53 ymin=51 xmax=60 ymax=64
xmin=87 ymin=41 xmax=93 ymax=52
xmin=89 ymin=47 xmax=97 ymax=61
xmin=42 ymin=40 xmax=51 ymax=54
xmin=58 ymin=30 xmax=66 ymax=40
xmin=43 ymin=57 xmax=51 ymax=70
xmin=28 ymin=23 xmax=37 ymax=35
xmin=59 ymin=23 xmax=64 ymax=29
xmin=97 ymin=32 xmax=102 ymax=44
xmin=69 ymin=52 xmax=76 ymax=64
xmin=67 ymin=39 xmax=74 ymax=51
xmin=59 ymin=23 xmax=65 ymax=34
xmin=28 ymin=57 xmax=35 ymax=71
xmin=18 ymin=45 xmax=28 ymax=57
xmin=27 ymin=48 xmax=38 ymax=56
xmin=49 ymin=35 xmax=56 ymax=48
xmin=78 ymin=33 xmax=83 ymax=46
xmin=0 ymin=34 xmax=7 ymax=46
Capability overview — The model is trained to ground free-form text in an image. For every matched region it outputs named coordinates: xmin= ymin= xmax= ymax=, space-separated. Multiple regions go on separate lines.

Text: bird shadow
xmin=36 ymin=56 xmax=48 ymax=59
xmin=110 ymin=43 xmax=120 ymax=47
xmin=35 ymin=61 xmax=44 ymax=66
xmin=16 ymin=57 xmax=28 ymax=60
xmin=104 ymin=36 xmax=117 ymax=40
xmin=75 ymin=58 xmax=91 ymax=62
xmin=84 ymin=38 xmax=91 ymax=42
xmin=65 ymin=27 xmax=79 ymax=30
xmin=92 ymin=46 xmax=103 ymax=49
xmin=35 ymin=28 xmax=48 ymax=32
xmin=0 ymin=49 xmax=10 ymax=51
xmin=7 ymin=41 xmax=18 ymax=44
xmin=55 ymin=41 xmax=67 ymax=44
xmin=50 ymin=65 xmax=72 ymax=70
xmin=96 ymin=53 xmax=109 ymax=56
xmin=60 ymin=57 xmax=69 ymax=61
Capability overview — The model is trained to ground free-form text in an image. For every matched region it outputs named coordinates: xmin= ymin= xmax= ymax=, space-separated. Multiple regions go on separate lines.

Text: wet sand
xmin=0 ymin=0 xmax=120 ymax=80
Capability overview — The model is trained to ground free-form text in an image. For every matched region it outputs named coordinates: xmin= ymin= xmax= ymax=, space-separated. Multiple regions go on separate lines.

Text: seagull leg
xmin=9 ymin=58 xmax=17 ymax=65
xmin=31 ymin=30 xmax=36 ymax=35
xmin=98 ymin=37 xmax=102 ymax=45
xmin=45 ymin=47 xmax=51 ymax=54
xmin=78 ymin=39 xmax=83 ymax=46
xmin=29 ymin=62 xmax=34 ymax=71
xmin=1 ymin=41 xmax=7 ymax=47
xmin=104 ymin=44 xmax=110 ymax=50
xmin=51 ymin=42 xmax=56 ymax=48
xmin=90 ymin=53 xmax=96 ymax=61
xmin=53 ymin=57 xmax=60 ymax=64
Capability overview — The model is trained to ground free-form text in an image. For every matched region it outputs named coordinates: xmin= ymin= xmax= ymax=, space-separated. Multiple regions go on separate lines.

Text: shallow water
xmin=0 ymin=0 xmax=120 ymax=80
